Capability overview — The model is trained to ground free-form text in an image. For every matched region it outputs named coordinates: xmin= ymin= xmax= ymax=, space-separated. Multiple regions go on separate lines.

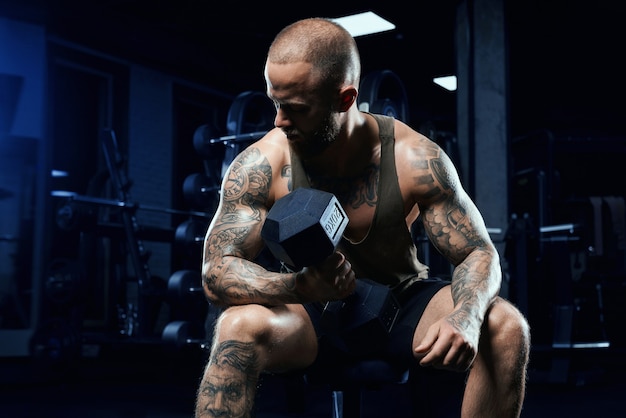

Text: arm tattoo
xmin=215 ymin=147 xmax=271 ymax=255
xmin=415 ymin=143 xmax=498 ymax=326
xmin=203 ymin=148 xmax=305 ymax=305
xmin=223 ymin=147 xmax=271 ymax=209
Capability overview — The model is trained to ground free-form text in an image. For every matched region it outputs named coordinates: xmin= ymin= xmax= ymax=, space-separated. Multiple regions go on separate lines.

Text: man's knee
xmin=214 ymin=304 xmax=273 ymax=343
xmin=486 ymin=298 xmax=531 ymax=354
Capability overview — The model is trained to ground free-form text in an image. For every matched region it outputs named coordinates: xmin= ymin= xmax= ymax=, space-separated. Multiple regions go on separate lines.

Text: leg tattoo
xmin=196 ymin=340 xmax=260 ymax=418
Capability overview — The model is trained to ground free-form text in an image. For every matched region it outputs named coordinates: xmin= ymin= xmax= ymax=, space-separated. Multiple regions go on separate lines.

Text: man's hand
xmin=413 ymin=312 xmax=480 ymax=372
xmin=297 ymin=251 xmax=356 ymax=302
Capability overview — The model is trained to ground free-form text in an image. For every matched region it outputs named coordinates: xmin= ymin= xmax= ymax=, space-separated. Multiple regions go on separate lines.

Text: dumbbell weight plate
xmin=162 ymin=320 xmax=191 ymax=348
xmin=168 ymin=269 xmax=203 ymax=299
xmin=193 ymin=123 xmax=226 ymax=160
xmin=182 ymin=173 xmax=218 ymax=210
xmin=174 ymin=219 xmax=206 ymax=257
xmin=162 ymin=320 xmax=208 ymax=349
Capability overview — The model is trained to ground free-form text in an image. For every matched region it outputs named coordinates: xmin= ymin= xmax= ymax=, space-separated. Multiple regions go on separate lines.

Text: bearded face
xmin=287 ymin=108 xmax=341 ymax=159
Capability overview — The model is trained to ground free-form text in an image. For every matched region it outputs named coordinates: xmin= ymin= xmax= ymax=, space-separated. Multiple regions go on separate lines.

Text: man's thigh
xmin=412 ymin=285 xmax=454 ymax=345
xmin=261 ymin=303 xmax=319 ymax=372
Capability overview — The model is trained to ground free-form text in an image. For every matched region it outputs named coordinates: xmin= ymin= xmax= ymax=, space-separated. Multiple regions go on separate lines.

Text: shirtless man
xmin=195 ymin=17 xmax=530 ymax=418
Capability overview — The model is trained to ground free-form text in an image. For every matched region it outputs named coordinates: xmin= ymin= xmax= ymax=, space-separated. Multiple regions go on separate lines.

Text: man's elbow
xmin=202 ymin=282 xmax=229 ymax=308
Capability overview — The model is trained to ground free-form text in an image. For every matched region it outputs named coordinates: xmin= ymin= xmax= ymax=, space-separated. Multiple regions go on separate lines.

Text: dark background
xmin=2 ymin=0 xmax=624 ymax=137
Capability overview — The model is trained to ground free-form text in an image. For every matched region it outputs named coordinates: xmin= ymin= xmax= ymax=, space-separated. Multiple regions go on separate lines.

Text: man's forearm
xmin=450 ymin=248 xmax=501 ymax=326
xmin=203 ymin=256 xmax=303 ymax=307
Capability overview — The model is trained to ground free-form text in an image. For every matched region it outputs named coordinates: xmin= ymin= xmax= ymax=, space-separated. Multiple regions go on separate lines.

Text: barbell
xmin=194 ymin=91 xmax=276 ymax=178
xmin=53 ymin=191 xmax=212 ymax=231
xmin=193 ymin=124 xmax=267 ymax=158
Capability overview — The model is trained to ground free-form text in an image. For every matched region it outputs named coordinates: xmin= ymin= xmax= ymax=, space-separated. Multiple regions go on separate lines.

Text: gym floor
xmin=1 ymin=343 xmax=626 ymax=418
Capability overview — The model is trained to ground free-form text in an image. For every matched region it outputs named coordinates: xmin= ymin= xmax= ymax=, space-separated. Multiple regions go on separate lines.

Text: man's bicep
xmin=420 ymin=192 xmax=490 ymax=266
xmin=207 ymin=145 xmax=273 ymax=260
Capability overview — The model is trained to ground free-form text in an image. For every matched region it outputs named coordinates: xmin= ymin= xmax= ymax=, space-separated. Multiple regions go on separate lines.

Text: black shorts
xmin=303 ymin=277 xmax=450 ymax=370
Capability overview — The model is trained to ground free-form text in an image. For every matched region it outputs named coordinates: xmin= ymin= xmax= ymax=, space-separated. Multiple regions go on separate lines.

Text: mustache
xmin=282 ymin=129 xmax=300 ymax=138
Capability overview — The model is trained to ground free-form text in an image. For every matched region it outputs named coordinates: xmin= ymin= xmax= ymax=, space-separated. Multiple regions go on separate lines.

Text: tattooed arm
xmin=202 ymin=141 xmax=354 ymax=307
xmin=201 ymin=144 xmax=298 ymax=307
xmin=403 ymin=132 xmax=501 ymax=364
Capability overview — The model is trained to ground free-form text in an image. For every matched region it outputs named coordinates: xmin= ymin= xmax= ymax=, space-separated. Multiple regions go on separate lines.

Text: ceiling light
xmin=51 ymin=170 xmax=69 ymax=177
xmin=433 ymin=75 xmax=457 ymax=91
xmin=332 ymin=12 xmax=396 ymax=37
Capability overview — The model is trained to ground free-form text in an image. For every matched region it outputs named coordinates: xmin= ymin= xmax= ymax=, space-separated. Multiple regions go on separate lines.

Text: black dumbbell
xmin=182 ymin=173 xmax=219 ymax=210
xmin=261 ymin=188 xmax=400 ymax=355
xmin=321 ymin=279 xmax=400 ymax=355
xmin=161 ymin=320 xmax=209 ymax=349
xmin=261 ymin=187 xmax=349 ymax=270
xmin=174 ymin=219 xmax=206 ymax=258
xmin=168 ymin=269 xmax=204 ymax=299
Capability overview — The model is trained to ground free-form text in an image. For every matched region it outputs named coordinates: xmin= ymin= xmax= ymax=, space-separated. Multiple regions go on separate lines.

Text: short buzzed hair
xmin=267 ymin=18 xmax=361 ymax=91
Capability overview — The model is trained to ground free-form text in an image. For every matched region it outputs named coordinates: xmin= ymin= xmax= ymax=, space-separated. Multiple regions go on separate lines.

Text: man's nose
xmin=273 ymin=108 xmax=290 ymax=128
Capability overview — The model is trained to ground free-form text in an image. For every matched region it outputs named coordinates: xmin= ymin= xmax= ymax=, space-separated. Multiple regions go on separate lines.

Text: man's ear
xmin=338 ymin=86 xmax=358 ymax=112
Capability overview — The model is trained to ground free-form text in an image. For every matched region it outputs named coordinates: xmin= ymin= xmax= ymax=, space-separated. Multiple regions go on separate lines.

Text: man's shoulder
xmin=242 ymin=129 xmax=292 ymax=174
xmin=392 ymin=120 xmax=437 ymax=151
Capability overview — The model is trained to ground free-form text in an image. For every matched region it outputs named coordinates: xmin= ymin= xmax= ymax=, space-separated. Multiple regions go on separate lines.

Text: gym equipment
xmin=166 ymin=269 xmax=210 ymax=331
xmin=167 ymin=269 xmax=203 ymax=299
xmin=261 ymin=188 xmax=400 ymax=355
xmin=193 ymin=123 xmax=225 ymax=159
xmin=321 ymin=279 xmax=400 ymax=355
xmin=161 ymin=320 xmax=209 ymax=349
xmin=98 ymin=129 xmax=166 ymax=338
xmin=55 ymin=200 xmax=97 ymax=231
xmin=357 ymin=70 xmax=409 ymax=123
xmin=45 ymin=258 xmax=81 ymax=306
xmin=226 ymin=90 xmax=275 ymax=136
xmin=193 ymin=125 xmax=266 ymax=159
xmin=174 ymin=219 xmax=205 ymax=257
xmin=30 ymin=318 xmax=81 ymax=366
xmin=182 ymin=173 xmax=219 ymax=210
xmin=194 ymin=91 xmax=275 ymax=178
xmin=53 ymin=192 xmax=212 ymax=221
xmin=261 ymin=188 xmax=349 ymax=271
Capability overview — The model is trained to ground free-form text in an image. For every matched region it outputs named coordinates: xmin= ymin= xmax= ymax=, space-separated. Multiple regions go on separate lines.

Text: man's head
xmin=267 ymin=17 xmax=361 ymax=92
xmin=264 ymin=18 xmax=362 ymax=158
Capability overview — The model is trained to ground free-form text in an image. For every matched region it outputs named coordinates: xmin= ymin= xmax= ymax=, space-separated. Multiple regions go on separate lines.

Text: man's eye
xmin=285 ymin=105 xmax=307 ymax=114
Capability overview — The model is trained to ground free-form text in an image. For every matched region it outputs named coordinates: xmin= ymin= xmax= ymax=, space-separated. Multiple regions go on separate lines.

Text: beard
xmin=287 ymin=111 xmax=341 ymax=159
